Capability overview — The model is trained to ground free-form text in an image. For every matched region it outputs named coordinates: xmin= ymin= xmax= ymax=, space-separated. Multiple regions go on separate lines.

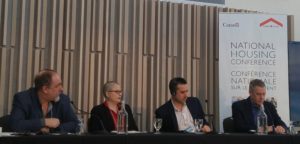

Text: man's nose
xmin=184 ymin=93 xmax=188 ymax=98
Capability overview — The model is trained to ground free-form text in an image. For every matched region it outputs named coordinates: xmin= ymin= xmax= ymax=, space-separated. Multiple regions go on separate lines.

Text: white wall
xmin=225 ymin=0 xmax=300 ymax=41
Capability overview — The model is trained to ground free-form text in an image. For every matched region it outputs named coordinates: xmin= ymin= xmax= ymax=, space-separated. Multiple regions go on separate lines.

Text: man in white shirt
xmin=155 ymin=77 xmax=211 ymax=133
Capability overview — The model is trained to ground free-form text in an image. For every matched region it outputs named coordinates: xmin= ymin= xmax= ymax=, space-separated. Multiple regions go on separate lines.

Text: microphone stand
xmin=205 ymin=99 xmax=216 ymax=133
xmin=70 ymin=101 xmax=108 ymax=134
xmin=70 ymin=101 xmax=88 ymax=134
xmin=70 ymin=101 xmax=90 ymax=114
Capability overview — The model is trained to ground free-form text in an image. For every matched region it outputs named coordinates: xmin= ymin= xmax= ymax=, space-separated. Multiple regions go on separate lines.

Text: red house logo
xmin=260 ymin=18 xmax=283 ymax=27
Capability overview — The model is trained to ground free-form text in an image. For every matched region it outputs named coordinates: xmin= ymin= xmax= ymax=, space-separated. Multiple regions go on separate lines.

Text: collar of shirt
xmin=171 ymin=99 xmax=194 ymax=131
xmin=47 ymin=102 xmax=53 ymax=117
xmin=171 ymin=99 xmax=187 ymax=112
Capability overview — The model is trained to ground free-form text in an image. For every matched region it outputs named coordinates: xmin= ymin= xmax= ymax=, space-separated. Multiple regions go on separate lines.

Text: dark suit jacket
xmin=88 ymin=103 xmax=138 ymax=133
xmin=155 ymin=97 xmax=208 ymax=132
xmin=232 ymin=97 xmax=287 ymax=133
xmin=9 ymin=88 xmax=80 ymax=133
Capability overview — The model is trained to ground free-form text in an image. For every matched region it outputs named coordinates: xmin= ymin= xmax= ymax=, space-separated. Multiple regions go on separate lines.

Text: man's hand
xmin=40 ymin=127 xmax=50 ymax=133
xmin=201 ymin=125 xmax=211 ymax=133
xmin=274 ymin=125 xmax=285 ymax=134
xmin=267 ymin=126 xmax=273 ymax=132
xmin=45 ymin=118 xmax=60 ymax=128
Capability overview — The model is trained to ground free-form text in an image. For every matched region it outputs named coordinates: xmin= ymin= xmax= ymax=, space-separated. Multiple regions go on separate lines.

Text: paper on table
xmin=111 ymin=130 xmax=143 ymax=134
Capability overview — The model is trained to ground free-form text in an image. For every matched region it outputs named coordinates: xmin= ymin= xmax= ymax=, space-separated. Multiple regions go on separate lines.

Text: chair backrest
xmin=223 ymin=117 xmax=234 ymax=133
xmin=0 ymin=115 xmax=11 ymax=132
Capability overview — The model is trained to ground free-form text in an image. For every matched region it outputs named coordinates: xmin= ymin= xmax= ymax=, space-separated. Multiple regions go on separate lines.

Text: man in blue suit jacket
xmin=232 ymin=79 xmax=287 ymax=134
xmin=9 ymin=69 xmax=79 ymax=133
xmin=155 ymin=77 xmax=211 ymax=133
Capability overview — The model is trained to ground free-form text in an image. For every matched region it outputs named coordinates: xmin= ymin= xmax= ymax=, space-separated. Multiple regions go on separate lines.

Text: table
xmin=0 ymin=133 xmax=297 ymax=144
xmin=127 ymin=133 xmax=291 ymax=144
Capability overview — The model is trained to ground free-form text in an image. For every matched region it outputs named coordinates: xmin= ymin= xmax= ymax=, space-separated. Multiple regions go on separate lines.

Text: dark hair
xmin=169 ymin=77 xmax=187 ymax=96
xmin=34 ymin=69 xmax=57 ymax=91
xmin=249 ymin=79 xmax=265 ymax=93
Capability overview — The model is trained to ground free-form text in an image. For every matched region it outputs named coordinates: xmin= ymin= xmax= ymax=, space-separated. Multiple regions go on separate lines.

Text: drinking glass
xmin=153 ymin=118 xmax=163 ymax=134
xmin=194 ymin=119 xmax=203 ymax=133
xmin=289 ymin=121 xmax=297 ymax=135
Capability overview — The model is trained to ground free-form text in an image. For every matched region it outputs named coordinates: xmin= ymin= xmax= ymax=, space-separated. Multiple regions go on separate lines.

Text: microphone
xmin=262 ymin=104 xmax=271 ymax=122
xmin=263 ymin=103 xmax=280 ymax=134
xmin=70 ymin=101 xmax=108 ymax=134
xmin=70 ymin=101 xmax=90 ymax=114
xmin=205 ymin=113 xmax=217 ymax=134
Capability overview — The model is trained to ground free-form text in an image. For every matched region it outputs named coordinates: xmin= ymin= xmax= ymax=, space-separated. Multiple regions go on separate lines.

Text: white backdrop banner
xmin=219 ymin=13 xmax=289 ymax=132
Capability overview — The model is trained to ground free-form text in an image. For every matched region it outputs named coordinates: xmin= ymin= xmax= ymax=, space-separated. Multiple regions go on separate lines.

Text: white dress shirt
xmin=171 ymin=100 xmax=195 ymax=132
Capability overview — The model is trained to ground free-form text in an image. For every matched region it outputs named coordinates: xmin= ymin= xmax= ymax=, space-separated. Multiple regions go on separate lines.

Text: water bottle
xmin=78 ymin=116 xmax=85 ymax=134
xmin=117 ymin=101 xmax=128 ymax=134
xmin=257 ymin=105 xmax=268 ymax=135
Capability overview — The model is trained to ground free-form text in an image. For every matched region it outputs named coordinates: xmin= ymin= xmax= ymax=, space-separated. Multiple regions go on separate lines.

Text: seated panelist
xmin=232 ymin=79 xmax=287 ymax=134
xmin=88 ymin=81 xmax=138 ymax=133
xmin=9 ymin=69 xmax=80 ymax=133
xmin=155 ymin=77 xmax=211 ymax=133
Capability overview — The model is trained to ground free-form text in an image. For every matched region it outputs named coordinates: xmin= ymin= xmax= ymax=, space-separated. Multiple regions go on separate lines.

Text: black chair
xmin=223 ymin=117 xmax=234 ymax=133
xmin=0 ymin=115 xmax=11 ymax=132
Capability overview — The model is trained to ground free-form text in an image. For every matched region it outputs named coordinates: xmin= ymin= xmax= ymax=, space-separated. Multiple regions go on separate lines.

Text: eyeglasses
xmin=108 ymin=90 xmax=122 ymax=94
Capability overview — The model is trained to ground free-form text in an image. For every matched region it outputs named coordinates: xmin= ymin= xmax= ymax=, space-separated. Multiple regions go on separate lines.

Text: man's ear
xmin=41 ymin=85 xmax=48 ymax=94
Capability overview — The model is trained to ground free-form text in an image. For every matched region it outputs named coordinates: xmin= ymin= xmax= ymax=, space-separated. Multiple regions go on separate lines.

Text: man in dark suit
xmin=155 ymin=77 xmax=211 ymax=133
xmin=9 ymin=69 xmax=80 ymax=133
xmin=232 ymin=79 xmax=287 ymax=133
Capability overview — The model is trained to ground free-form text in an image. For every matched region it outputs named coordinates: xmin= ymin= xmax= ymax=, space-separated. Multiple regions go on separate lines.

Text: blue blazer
xmin=9 ymin=88 xmax=80 ymax=133
xmin=232 ymin=97 xmax=287 ymax=133
xmin=155 ymin=97 xmax=208 ymax=132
